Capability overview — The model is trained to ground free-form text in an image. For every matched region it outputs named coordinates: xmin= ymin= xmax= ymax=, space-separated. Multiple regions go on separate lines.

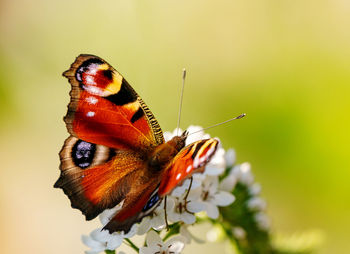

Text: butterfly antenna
xmin=176 ymin=69 xmax=186 ymax=136
xmin=188 ymin=113 xmax=246 ymax=136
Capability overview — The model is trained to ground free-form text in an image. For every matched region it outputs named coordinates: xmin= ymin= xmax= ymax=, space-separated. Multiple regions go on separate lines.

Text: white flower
xmin=254 ymin=212 xmax=270 ymax=231
xmin=247 ymin=197 xmax=267 ymax=211
xmin=219 ymin=169 xmax=238 ymax=193
xmin=140 ymin=230 xmax=186 ymax=254
xmin=232 ymin=227 xmax=246 ymax=240
xmin=167 ymin=190 xmax=205 ymax=224
xmin=81 ymin=231 xmax=106 ymax=254
xmin=82 ymin=224 xmax=137 ymax=254
xmin=221 ymin=162 xmax=254 ymax=192
xmin=195 ymin=175 xmax=235 ymax=219
xmin=249 ymin=183 xmax=261 ymax=196
xmin=225 ymin=148 xmax=236 ymax=168
xmin=237 ymin=162 xmax=254 ymax=186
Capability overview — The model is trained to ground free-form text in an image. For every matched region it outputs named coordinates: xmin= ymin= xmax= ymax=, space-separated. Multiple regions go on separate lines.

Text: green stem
xmin=105 ymin=250 xmax=115 ymax=254
xmin=162 ymin=223 xmax=181 ymax=242
xmin=124 ymin=238 xmax=139 ymax=252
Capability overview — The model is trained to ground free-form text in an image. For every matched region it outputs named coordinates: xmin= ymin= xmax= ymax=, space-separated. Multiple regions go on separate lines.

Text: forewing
xmin=158 ymin=138 xmax=219 ymax=196
xmin=63 ymin=54 xmax=164 ymax=150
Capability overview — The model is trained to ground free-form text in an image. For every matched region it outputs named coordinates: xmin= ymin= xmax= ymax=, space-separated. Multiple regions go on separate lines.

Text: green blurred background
xmin=0 ymin=0 xmax=349 ymax=253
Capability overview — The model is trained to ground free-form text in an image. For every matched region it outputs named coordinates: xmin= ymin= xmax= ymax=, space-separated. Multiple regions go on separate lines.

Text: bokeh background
xmin=0 ymin=0 xmax=349 ymax=253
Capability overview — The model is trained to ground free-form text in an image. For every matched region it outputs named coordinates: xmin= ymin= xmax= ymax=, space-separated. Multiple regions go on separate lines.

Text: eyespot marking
xmin=72 ymin=140 xmax=96 ymax=169
xmin=76 ymin=58 xmax=104 ymax=82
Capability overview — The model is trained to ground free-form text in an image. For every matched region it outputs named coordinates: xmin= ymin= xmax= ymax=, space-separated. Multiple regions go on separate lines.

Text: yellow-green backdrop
xmin=0 ymin=0 xmax=349 ymax=253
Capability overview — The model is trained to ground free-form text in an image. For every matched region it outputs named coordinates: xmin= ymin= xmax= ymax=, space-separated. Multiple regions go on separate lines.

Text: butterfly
xmin=54 ymin=54 xmax=219 ymax=233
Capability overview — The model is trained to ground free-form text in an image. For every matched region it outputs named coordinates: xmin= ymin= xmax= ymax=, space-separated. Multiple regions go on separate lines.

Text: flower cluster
xmin=220 ymin=161 xmax=270 ymax=232
xmin=218 ymin=156 xmax=273 ymax=253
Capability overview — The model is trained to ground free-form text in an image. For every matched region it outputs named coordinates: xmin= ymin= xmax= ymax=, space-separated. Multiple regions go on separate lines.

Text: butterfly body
xmin=55 ymin=54 xmax=218 ymax=233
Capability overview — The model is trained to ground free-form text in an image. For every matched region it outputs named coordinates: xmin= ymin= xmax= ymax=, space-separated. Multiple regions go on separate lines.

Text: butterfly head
xmin=170 ymin=130 xmax=188 ymax=152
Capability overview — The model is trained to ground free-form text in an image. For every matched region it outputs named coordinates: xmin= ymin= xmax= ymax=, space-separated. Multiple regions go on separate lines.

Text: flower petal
xmin=146 ymin=230 xmax=162 ymax=247
xmin=166 ymin=235 xmax=186 ymax=252
xmin=90 ymin=228 xmax=110 ymax=242
xmin=165 ymin=197 xmax=176 ymax=211
xmin=152 ymin=215 xmax=166 ymax=231
xmin=81 ymin=235 xmax=105 ymax=250
xmin=124 ymin=224 xmax=138 ymax=238
xmin=106 ymin=235 xmax=123 ymax=250
xmin=249 ymin=183 xmax=261 ymax=196
xmin=219 ymin=174 xmax=237 ymax=192
xmin=167 ymin=211 xmax=180 ymax=223
xmin=247 ymin=197 xmax=266 ymax=211
xmin=254 ymin=212 xmax=270 ymax=230
xmin=213 ymin=191 xmax=235 ymax=206
xmin=181 ymin=212 xmax=196 ymax=224
xmin=204 ymin=164 xmax=225 ymax=176
xmin=239 ymin=162 xmax=254 ymax=185
xmin=187 ymin=200 xmax=206 ymax=213
xmin=225 ymin=148 xmax=236 ymax=167
xmin=85 ymin=250 xmax=101 ymax=254
xmin=139 ymin=246 xmax=158 ymax=254
xmin=137 ymin=217 xmax=151 ymax=235
xmin=204 ymin=203 xmax=219 ymax=219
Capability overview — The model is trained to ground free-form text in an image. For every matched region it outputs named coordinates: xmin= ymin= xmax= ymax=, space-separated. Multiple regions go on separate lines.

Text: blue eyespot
xmin=72 ymin=140 xmax=96 ymax=169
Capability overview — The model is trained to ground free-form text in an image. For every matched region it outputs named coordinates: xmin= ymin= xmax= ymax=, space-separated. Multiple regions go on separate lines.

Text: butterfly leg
xmin=184 ymin=177 xmax=194 ymax=214
xmin=164 ymin=195 xmax=170 ymax=231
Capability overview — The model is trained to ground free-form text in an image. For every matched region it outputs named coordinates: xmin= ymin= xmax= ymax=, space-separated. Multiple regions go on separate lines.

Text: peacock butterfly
xmin=54 ymin=54 xmax=218 ymax=233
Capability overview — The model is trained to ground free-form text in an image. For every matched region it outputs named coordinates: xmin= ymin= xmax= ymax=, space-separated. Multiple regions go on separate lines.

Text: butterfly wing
xmin=55 ymin=55 xmax=165 ymax=226
xmin=55 ymin=136 xmax=146 ymax=220
xmin=63 ymin=54 xmax=164 ymax=150
xmin=158 ymin=138 xmax=219 ymax=196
